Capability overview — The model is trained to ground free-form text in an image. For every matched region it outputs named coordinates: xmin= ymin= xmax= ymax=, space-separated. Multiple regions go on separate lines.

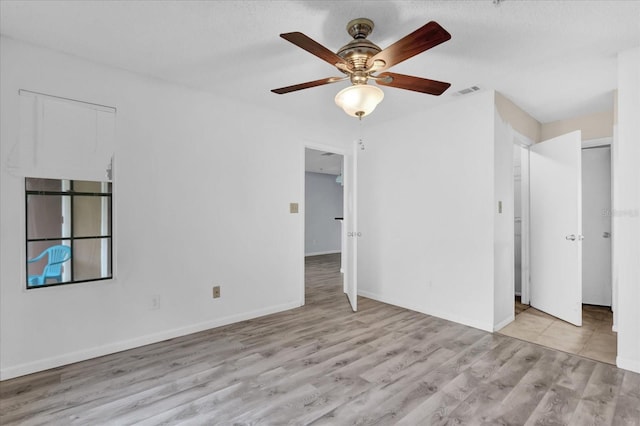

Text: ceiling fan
xmin=271 ymin=18 xmax=452 ymax=118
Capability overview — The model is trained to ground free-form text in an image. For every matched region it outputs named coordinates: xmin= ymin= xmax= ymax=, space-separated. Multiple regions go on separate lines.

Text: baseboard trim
xmin=358 ymin=289 xmax=493 ymax=332
xmin=0 ymin=300 xmax=301 ymax=381
xmin=305 ymin=250 xmax=341 ymax=257
xmin=493 ymin=315 xmax=515 ymax=332
xmin=616 ymin=355 xmax=640 ymax=374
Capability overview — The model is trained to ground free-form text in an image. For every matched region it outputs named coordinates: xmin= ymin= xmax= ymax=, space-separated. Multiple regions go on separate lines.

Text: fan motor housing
xmin=337 ymin=18 xmax=381 ymax=72
xmin=337 ymin=39 xmax=381 ymax=70
xmin=346 ymin=18 xmax=374 ymax=39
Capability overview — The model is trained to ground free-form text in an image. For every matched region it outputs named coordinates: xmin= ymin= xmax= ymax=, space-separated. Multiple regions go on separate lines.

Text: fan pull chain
xmin=358 ymin=117 xmax=365 ymax=150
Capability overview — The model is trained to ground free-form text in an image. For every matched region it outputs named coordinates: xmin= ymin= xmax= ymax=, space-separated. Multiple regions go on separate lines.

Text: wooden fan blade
xmin=367 ymin=21 xmax=451 ymax=72
xmin=271 ymin=77 xmax=346 ymax=94
xmin=280 ymin=32 xmax=349 ymax=69
xmin=375 ymin=72 xmax=451 ymax=95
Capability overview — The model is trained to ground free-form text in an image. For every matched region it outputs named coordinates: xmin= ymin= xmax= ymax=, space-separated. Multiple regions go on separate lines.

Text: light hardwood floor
xmin=1 ymin=254 xmax=639 ymax=425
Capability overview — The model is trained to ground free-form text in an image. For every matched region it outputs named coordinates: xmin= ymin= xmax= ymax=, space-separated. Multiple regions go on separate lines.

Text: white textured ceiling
xmin=1 ymin=1 xmax=638 ymax=125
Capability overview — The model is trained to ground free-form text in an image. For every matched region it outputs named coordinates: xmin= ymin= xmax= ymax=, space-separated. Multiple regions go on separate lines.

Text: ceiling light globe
xmin=335 ymin=85 xmax=384 ymax=118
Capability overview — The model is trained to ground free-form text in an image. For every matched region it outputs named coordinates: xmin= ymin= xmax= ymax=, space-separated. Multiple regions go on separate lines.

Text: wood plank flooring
xmin=1 ymin=253 xmax=639 ymax=425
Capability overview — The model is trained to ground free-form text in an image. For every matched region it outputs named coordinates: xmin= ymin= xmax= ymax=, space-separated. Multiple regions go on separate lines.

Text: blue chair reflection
xmin=27 ymin=245 xmax=71 ymax=285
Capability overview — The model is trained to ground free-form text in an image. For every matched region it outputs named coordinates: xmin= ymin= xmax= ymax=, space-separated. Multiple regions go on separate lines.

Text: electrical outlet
xmin=213 ymin=286 xmax=221 ymax=298
xmin=290 ymin=203 xmax=299 ymax=214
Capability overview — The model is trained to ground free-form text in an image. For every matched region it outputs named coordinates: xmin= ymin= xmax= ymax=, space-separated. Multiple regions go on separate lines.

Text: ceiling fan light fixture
xmin=334 ymin=84 xmax=384 ymax=118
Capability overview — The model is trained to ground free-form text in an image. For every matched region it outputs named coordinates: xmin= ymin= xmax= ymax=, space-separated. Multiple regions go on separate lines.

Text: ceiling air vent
xmin=453 ymin=86 xmax=481 ymax=96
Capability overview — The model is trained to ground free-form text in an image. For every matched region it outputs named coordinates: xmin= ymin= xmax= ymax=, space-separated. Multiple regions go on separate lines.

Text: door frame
xmin=514 ymin=132 xmax=533 ymax=305
xmin=581 ymin=143 xmax=613 ymax=306
xmin=301 ymin=142 xmax=347 ymax=306
xmin=519 ymin=136 xmax=614 ymax=317
xmin=582 ymin=137 xmax=614 ymax=329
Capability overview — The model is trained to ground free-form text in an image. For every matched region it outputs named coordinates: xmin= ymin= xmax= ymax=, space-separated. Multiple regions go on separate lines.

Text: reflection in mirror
xmin=25 ymin=177 xmax=112 ymax=288
xmin=27 ymin=242 xmax=72 ymax=285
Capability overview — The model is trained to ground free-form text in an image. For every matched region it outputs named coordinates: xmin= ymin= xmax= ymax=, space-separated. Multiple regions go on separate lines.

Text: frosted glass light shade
xmin=335 ymin=85 xmax=384 ymax=118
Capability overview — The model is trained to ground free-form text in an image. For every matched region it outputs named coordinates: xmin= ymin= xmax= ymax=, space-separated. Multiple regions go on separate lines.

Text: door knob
xmin=603 ymin=232 xmax=611 ymax=238
xmin=566 ymin=234 xmax=576 ymax=241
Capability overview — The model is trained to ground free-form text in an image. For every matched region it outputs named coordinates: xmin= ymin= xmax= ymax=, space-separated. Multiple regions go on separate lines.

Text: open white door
xmin=343 ymin=140 xmax=358 ymax=312
xmin=530 ymin=131 xmax=582 ymax=326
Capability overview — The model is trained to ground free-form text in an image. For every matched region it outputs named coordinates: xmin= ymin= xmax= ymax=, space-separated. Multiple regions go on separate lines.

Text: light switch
xmin=498 ymin=201 xmax=502 ymax=214
xmin=290 ymin=203 xmax=299 ymax=214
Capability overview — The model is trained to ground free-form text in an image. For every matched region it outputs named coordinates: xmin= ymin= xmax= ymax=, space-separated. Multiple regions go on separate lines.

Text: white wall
xmin=357 ymin=91 xmax=497 ymax=332
xmin=614 ymin=48 xmax=640 ymax=373
xmin=0 ymin=37 xmax=347 ymax=379
xmin=304 ymin=172 xmax=343 ymax=256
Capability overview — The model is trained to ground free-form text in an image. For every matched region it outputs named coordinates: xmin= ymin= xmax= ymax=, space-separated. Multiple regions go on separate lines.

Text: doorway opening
xmin=501 ymin=138 xmax=615 ymax=365
xmin=304 ymin=147 xmax=345 ymax=306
